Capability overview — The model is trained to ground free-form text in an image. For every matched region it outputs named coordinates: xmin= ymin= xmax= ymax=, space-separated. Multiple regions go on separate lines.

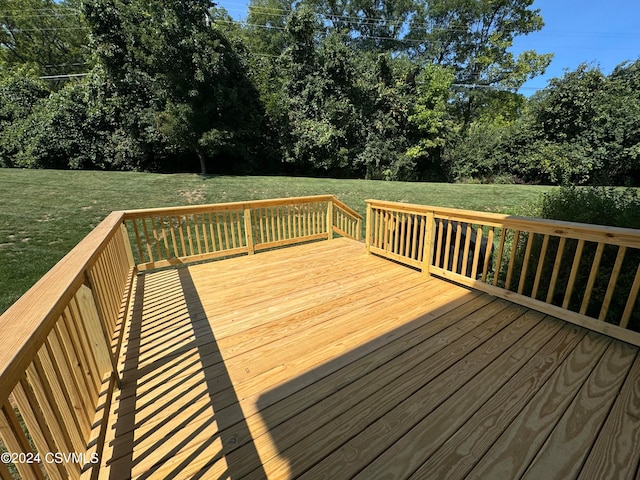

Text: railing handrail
xmin=333 ymin=197 xmax=362 ymax=220
xmin=365 ymin=199 xmax=640 ymax=248
xmin=122 ymin=195 xmax=338 ymax=220
xmin=0 ymin=210 xmax=126 ymax=402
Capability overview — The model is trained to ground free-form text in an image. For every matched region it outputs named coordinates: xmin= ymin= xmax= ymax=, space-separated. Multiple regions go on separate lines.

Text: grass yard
xmin=0 ymin=168 xmax=555 ymax=314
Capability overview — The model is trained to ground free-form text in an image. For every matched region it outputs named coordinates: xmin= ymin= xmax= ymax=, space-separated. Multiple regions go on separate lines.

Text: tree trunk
xmin=197 ymin=149 xmax=207 ymax=175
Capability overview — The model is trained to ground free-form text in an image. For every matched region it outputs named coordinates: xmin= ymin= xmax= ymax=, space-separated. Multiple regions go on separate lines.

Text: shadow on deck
xmin=100 ymin=238 xmax=640 ymax=479
xmin=103 ymin=268 xmax=266 ymax=479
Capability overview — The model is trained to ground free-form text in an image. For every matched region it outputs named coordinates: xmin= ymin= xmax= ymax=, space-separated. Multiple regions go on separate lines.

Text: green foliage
xmin=0 ymin=0 xmax=89 ymax=75
xmin=507 ymin=187 xmax=640 ymax=330
xmin=406 ymin=64 xmax=455 ymax=177
xmin=1 ymin=0 xmax=637 ymax=186
xmin=83 ymin=0 xmax=266 ymax=174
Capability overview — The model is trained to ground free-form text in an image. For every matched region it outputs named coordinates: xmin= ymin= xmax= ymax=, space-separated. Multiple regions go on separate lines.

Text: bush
xmin=509 ymin=186 xmax=640 ymax=330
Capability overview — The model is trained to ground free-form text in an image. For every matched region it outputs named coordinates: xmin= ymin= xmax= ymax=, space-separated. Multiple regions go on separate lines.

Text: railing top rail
xmin=366 ymin=199 xmax=640 ymax=248
xmin=0 ymin=210 xmax=126 ymax=402
xmin=122 ymin=195 xmax=337 ymax=220
xmin=333 ymin=197 xmax=363 ymax=220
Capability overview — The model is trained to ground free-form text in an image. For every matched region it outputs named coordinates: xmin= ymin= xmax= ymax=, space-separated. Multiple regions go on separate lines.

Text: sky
xmin=217 ymin=0 xmax=640 ymax=96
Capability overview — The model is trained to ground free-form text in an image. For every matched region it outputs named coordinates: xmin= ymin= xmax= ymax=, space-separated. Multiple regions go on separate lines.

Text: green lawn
xmin=0 ymin=169 xmax=555 ymax=314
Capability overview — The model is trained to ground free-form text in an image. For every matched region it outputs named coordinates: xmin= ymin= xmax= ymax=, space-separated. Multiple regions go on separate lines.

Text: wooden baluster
xmin=621 ymin=263 xmax=640 ymax=328
xmin=398 ymin=212 xmax=406 ymax=256
xmin=599 ymin=246 xmax=627 ymax=321
xmin=531 ymin=234 xmax=550 ymax=299
xmin=562 ymin=239 xmax=584 ymax=309
xmin=517 ymin=232 xmax=535 ymax=294
xmin=417 ymin=216 xmax=426 ymax=263
xmin=200 ymin=213 xmax=210 ymax=254
xmin=177 ymin=216 xmax=187 ymax=257
xmin=461 ymin=223 xmax=473 ymax=277
xmin=451 ymin=221 xmax=463 ymax=274
xmin=229 ymin=211 xmax=238 ymax=249
xmin=422 ymin=213 xmax=435 ymax=275
xmin=192 ymin=214 xmax=202 ymax=254
xmin=159 ymin=216 xmax=170 ymax=258
xmin=443 ymin=220 xmax=453 ymax=272
xmin=471 ymin=226 xmax=483 ymax=279
xmin=244 ymin=208 xmax=255 ymax=255
xmin=26 ymin=360 xmax=80 ymax=478
xmin=481 ymin=226 xmax=494 ymax=283
xmin=493 ymin=228 xmax=507 ymax=286
xmin=221 ymin=212 xmax=230 ymax=250
xmin=207 ymin=213 xmax=217 ymax=252
xmin=434 ymin=218 xmax=444 ymax=268
xmin=0 ymin=401 xmax=45 ymax=480
xmin=580 ymin=242 xmax=605 ymax=314
xmin=505 ymin=230 xmax=520 ymax=291
xmin=13 ymin=377 xmax=66 ymax=480
xmin=36 ymin=344 xmax=85 ymax=454
xmin=546 ymin=237 xmax=567 ymax=304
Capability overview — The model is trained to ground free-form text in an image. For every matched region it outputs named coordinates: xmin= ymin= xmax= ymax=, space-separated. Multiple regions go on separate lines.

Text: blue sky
xmin=218 ymin=0 xmax=640 ymax=95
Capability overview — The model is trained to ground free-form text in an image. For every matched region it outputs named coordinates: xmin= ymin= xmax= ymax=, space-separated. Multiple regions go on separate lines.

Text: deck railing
xmin=0 ymin=212 xmax=134 ymax=480
xmin=366 ymin=199 xmax=640 ymax=346
xmin=0 ymin=195 xmax=361 ymax=479
xmin=122 ymin=195 xmax=362 ymax=270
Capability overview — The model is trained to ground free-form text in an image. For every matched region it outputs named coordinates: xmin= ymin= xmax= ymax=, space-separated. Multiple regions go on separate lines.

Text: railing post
xmin=326 ymin=198 xmax=334 ymax=240
xmin=244 ymin=208 xmax=255 ymax=255
xmin=422 ymin=212 xmax=435 ymax=276
xmin=365 ymin=202 xmax=372 ymax=254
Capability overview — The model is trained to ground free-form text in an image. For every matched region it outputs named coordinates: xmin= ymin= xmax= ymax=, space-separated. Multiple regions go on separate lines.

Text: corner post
xmin=365 ymin=202 xmax=372 ymax=254
xmin=326 ymin=198 xmax=334 ymax=240
xmin=422 ymin=212 xmax=435 ymax=276
xmin=244 ymin=208 xmax=255 ymax=255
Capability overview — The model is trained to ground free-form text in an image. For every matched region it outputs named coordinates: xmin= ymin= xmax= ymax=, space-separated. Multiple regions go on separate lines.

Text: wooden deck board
xmin=99 ymin=237 xmax=640 ymax=479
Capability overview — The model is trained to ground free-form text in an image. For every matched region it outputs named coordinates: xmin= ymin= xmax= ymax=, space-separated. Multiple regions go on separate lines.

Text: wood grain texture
xmin=6 ymin=231 xmax=633 ymax=480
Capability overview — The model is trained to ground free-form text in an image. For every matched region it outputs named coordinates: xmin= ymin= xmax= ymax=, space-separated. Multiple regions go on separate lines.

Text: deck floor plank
xmin=97 ymin=237 xmax=640 ymax=479
xmin=407 ymin=322 xmax=588 ymax=480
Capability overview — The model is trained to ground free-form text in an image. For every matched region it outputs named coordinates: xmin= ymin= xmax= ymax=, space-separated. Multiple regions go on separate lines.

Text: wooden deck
xmin=98 ymin=237 xmax=640 ymax=480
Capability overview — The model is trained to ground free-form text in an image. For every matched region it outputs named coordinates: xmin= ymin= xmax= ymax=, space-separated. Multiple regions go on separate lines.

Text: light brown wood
xmin=599 ymin=246 xmax=627 ymax=321
xmin=505 ymin=229 xmax=520 ymax=291
xmin=547 ymin=236 xmax=567 ymax=303
xmin=578 ymin=351 xmax=640 ymax=478
xmin=518 ymin=231 xmax=535 ymax=294
xmin=521 ymin=340 xmax=636 ymax=480
xmin=90 ymin=238 xmax=640 ymax=479
xmin=468 ymin=331 xmax=612 ymax=479
xmin=4 ymin=196 xmax=640 ymax=480
xmin=621 ymin=263 xmax=640 ymax=329
xmin=365 ymin=199 xmax=640 ymax=249
xmin=530 ymin=233 xmax=549 ymax=299
xmin=563 ymin=239 xmax=586 ymax=309
xmin=493 ymin=228 xmax=506 ymax=287
xmin=0 ymin=401 xmax=44 ymax=480
xmin=13 ymin=377 xmax=67 ymax=480
xmin=581 ymin=242 xmax=605 ymax=314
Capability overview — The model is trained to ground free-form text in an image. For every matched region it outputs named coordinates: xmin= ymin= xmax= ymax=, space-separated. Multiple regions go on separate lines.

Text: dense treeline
xmin=0 ymin=0 xmax=638 ymax=184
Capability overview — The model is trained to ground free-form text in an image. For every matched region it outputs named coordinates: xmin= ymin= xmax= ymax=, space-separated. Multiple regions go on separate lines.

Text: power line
xmin=39 ymin=73 xmax=88 ymax=80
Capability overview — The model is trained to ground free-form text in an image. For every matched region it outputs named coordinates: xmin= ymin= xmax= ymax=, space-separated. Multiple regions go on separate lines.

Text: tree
xmin=83 ymin=0 xmax=265 ymax=174
xmin=308 ymin=0 xmax=417 ymax=52
xmin=0 ymin=0 xmax=89 ymax=76
xmin=409 ymin=0 xmax=552 ymax=127
xmin=406 ymin=63 xmax=455 ymax=178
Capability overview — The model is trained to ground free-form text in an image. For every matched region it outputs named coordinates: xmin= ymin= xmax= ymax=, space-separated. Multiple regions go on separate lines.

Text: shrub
xmin=508 ymin=186 xmax=640 ymax=330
